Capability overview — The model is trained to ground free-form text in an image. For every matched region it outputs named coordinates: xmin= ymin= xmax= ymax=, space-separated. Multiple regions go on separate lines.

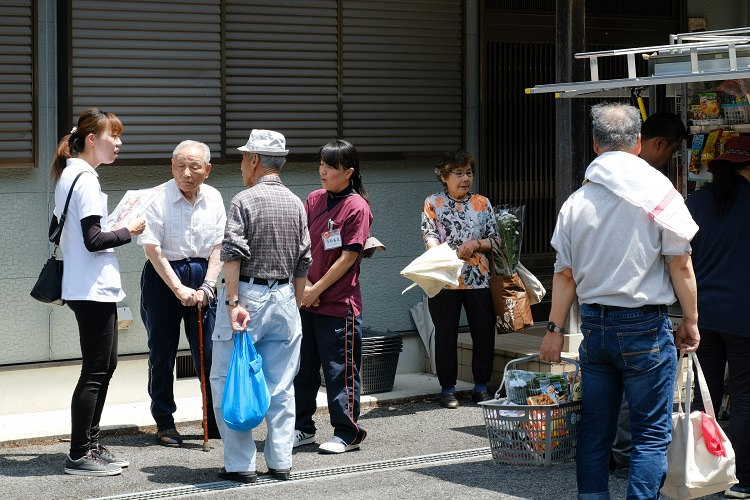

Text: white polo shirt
xmin=551 ymin=181 xmax=692 ymax=308
xmin=54 ymin=159 xmax=125 ymax=302
xmin=138 ymin=179 xmax=226 ymax=260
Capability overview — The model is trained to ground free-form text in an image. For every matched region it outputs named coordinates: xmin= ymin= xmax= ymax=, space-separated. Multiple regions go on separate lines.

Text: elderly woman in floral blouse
xmin=421 ymin=149 xmax=499 ymax=408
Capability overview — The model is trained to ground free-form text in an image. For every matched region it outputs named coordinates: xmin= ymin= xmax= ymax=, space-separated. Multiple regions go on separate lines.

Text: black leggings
xmin=66 ymin=300 xmax=118 ymax=459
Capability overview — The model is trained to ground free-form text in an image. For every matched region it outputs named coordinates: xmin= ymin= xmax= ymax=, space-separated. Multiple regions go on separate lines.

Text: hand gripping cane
xmin=198 ymin=307 xmax=210 ymax=452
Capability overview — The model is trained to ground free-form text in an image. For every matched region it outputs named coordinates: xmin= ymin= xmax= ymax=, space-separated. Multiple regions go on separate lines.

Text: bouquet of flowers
xmin=493 ymin=205 xmax=525 ymax=275
xmin=490 ymin=205 xmax=533 ymax=333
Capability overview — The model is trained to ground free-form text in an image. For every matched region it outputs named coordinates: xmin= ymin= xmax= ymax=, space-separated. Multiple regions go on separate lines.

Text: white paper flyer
xmin=108 ymin=183 xmax=167 ymax=230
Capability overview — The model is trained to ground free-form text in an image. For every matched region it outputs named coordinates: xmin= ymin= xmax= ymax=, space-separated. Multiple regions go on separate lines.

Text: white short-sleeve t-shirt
xmin=54 ymin=159 xmax=125 ymax=302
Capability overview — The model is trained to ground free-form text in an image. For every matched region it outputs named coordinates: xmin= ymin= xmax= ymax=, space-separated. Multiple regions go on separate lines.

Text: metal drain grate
xmin=88 ymin=447 xmax=492 ymax=500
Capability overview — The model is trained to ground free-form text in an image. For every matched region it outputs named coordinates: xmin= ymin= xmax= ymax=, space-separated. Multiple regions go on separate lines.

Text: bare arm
xmin=196 ymin=243 xmax=223 ymax=307
xmin=301 ymin=250 xmax=358 ymax=308
xmin=668 ymin=252 xmax=700 ymax=352
xmin=540 ymin=268 xmax=577 ymax=363
xmin=223 ymin=260 xmax=248 ymax=331
xmin=293 ymin=276 xmax=306 ymax=308
xmin=144 ymin=243 xmax=197 ymax=306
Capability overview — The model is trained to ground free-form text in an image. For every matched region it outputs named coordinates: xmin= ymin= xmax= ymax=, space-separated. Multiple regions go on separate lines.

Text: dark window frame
xmin=0 ymin=0 xmax=37 ymax=169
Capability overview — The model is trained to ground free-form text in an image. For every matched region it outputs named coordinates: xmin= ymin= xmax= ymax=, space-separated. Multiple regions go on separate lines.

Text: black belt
xmin=588 ymin=304 xmax=666 ymax=314
xmin=239 ymin=275 xmax=289 ymax=286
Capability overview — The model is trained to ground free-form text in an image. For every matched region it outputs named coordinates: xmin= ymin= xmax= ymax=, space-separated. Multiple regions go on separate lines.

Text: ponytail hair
xmin=51 ymin=108 xmax=123 ymax=184
xmin=319 ymin=139 xmax=371 ymax=205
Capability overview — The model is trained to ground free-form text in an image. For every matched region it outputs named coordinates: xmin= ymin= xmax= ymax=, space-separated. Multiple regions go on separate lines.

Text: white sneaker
xmin=319 ymin=436 xmax=360 ymax=454
xmin=293 ymin=430 xmax=316 ymax=448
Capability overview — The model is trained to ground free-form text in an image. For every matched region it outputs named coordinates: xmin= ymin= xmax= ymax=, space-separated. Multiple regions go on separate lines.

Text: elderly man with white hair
xmin=210 ymin=129 xmax=311 ymax=483
xmin=139 ymin=140 xmax=226 ymax=448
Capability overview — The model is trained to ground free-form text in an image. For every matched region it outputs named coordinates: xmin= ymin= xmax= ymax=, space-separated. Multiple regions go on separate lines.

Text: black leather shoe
xmin=155 ymin=428 xmax=183 ymax=448
xmin=219 ymin=467 xmax=257 ymax=484
xmin=471 ymin=390 xmax=492 ymax=403
xmin=440 ymin=393 xmax=459 ymax=409
xmin=266 ymin=467 xmax=291 ymax=481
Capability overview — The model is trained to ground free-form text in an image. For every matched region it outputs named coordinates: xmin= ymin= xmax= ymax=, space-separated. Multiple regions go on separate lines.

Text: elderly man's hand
xmin=195 ymin=289 xmax=210 ymax=308
xmin=539 ymin=332 xmax=564 ymax=363
xmin=229 ymin=305 xmax=249 ymax=332
xmin=175 ymin=286 xmax=197 ymax=307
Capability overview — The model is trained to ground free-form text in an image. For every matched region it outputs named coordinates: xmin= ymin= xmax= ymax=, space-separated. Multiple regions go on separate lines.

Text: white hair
xmin=172 ymin=140 xmax=211 ymax=164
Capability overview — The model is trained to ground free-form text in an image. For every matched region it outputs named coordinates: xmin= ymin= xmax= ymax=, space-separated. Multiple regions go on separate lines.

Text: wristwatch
xmin=225 ymin=299 xmax=239 ymax=306
xmin=547 ymin=322 xmax=565 ymax=334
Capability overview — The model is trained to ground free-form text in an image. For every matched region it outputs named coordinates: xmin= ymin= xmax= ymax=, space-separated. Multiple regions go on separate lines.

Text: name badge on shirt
xmin=322 ymin=219 xmax=342 ymax=250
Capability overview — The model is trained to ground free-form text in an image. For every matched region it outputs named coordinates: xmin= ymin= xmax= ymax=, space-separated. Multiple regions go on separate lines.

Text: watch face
xmin=547 ymin=322 xmax=556 ymax=332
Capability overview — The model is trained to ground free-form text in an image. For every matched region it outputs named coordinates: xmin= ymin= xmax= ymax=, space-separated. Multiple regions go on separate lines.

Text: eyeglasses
xmin=450 ymin=170 xmax=474 ymax=178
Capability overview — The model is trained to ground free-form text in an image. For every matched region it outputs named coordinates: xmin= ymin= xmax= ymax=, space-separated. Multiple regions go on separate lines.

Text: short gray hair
xmin=258 ymin=154 xmax=286 ymax=170
xmin=173 ymin=140 xmax=211 ymax=164
xmin=590 ymin=103 xmax=641 ymax=152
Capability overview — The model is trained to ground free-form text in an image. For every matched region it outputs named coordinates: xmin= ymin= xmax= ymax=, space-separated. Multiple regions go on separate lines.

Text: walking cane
xmin=198 ymin=306 xmax=210 ymax=452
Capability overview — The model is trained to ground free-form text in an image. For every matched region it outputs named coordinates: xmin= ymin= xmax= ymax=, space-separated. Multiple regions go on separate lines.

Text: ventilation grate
xmin=88 ymin=447 xmax=492 ymax=500
xmin=175 ymin=353 xmax=197 ymax=379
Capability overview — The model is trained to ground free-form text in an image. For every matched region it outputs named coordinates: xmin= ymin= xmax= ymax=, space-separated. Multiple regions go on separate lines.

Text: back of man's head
xmin=258 ymin=154 xmax=286 ymax=170
xmin=591 ymin=103 xmax=641 ymax=153
xmin=641 ymin=112 xmax=688 ymax=145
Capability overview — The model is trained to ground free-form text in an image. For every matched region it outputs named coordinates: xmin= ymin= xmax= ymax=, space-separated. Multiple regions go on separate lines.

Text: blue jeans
xmin=577 ymin=304 xmax=677 ymax=500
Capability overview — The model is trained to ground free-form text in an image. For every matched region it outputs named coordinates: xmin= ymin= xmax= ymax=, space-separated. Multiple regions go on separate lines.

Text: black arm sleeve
xmin=80 ymin=215 xmax=132 ymax=252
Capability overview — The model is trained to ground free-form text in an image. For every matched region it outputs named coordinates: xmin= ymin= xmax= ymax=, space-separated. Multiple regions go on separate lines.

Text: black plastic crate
xmin=360 ymin=351 xmax=400 ymax=395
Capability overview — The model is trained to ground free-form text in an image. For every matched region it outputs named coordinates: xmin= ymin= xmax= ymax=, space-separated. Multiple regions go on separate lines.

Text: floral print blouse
xmin=421 ymin=191 xmax=499 ymax=289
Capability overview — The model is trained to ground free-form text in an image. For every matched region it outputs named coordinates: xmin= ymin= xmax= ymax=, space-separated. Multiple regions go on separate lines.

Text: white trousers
xmin=210 ymin=281 xmax=302 ymax=472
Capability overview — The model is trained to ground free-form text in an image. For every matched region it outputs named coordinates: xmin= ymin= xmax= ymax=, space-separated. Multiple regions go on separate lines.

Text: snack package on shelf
xmin=701 ymin=128 xmax=723 ymax=167
xmin=691 ymin=104 xmax=703 ymax=122
xmin=689 ymin=134 xmax=705 ymax=174
xmin=716 ymin=130 xmax=740 ymax=156
xmin=700 ymin=92 xmax=721 ymax=119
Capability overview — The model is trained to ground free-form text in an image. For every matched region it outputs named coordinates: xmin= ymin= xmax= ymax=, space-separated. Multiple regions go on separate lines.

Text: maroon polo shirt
xmin=303 ymin=188 xmax=372 ymax=318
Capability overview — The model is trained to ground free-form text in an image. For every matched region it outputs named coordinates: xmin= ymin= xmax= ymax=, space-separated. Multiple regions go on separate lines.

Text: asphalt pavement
xmin=0 ymin=390 xmax=626 ymax=500
xmin=0 ymin=383 xmax=729 ymax=500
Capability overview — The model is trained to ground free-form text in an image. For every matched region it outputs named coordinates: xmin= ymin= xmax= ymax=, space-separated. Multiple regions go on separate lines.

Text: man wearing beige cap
xmin=209 ymin=129 xmax=311 ymax=483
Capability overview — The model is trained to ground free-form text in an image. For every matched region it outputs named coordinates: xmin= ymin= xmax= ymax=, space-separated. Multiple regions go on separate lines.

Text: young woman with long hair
xmin=52 ymin=108 xmax=146 ymax=476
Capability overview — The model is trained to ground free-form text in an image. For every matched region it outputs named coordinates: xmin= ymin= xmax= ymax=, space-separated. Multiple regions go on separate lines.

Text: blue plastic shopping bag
xmin=222 ymin=330 xmax=271 ymax=431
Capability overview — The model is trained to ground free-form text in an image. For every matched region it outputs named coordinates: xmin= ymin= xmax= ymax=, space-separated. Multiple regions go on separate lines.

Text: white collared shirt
xmin=138 ymin=179 xmax=226 ymax=260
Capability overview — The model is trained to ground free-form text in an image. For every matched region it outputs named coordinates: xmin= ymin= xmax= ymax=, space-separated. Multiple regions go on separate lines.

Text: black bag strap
xmin=49 ymin=171 xmax=87 ymax=244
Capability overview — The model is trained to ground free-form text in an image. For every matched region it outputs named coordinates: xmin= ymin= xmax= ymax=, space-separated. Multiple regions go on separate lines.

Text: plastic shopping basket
xmin=479 ymin=354 xmax=583 ymax=466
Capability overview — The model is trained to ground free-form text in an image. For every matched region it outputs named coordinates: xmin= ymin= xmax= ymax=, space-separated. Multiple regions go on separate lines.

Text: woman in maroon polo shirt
xmin=293 ymin=139 xmax=373 ymax=454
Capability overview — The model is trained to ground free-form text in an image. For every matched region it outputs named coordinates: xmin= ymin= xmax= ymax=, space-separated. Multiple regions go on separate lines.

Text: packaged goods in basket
xmin=480 ymin=354 xmax=583 ymax=466
xmin=505 ymin=369 xmax=580 ymax=405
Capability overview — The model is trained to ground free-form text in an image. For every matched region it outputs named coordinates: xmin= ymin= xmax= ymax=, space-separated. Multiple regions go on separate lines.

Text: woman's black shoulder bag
xmin=30 ymin=172 xmax=86 ymax=305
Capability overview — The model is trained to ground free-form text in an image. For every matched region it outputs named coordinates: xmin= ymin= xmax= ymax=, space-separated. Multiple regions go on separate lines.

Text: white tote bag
xmin=516 ymin=262 xmax=546 ymax=305
xmin=661 ymin=352 xmax=738 ymax=500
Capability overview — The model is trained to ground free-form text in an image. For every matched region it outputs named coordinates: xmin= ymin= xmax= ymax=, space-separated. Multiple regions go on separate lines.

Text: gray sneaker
xmin=64 ymin=449 xmax=122 ymax=476
xmin=92 ymin=443 xmax=129 ymax=468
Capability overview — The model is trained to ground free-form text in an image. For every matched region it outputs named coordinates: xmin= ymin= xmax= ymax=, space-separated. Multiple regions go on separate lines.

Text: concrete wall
xmin=9 ymin=157 xmax=441 ymax=365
